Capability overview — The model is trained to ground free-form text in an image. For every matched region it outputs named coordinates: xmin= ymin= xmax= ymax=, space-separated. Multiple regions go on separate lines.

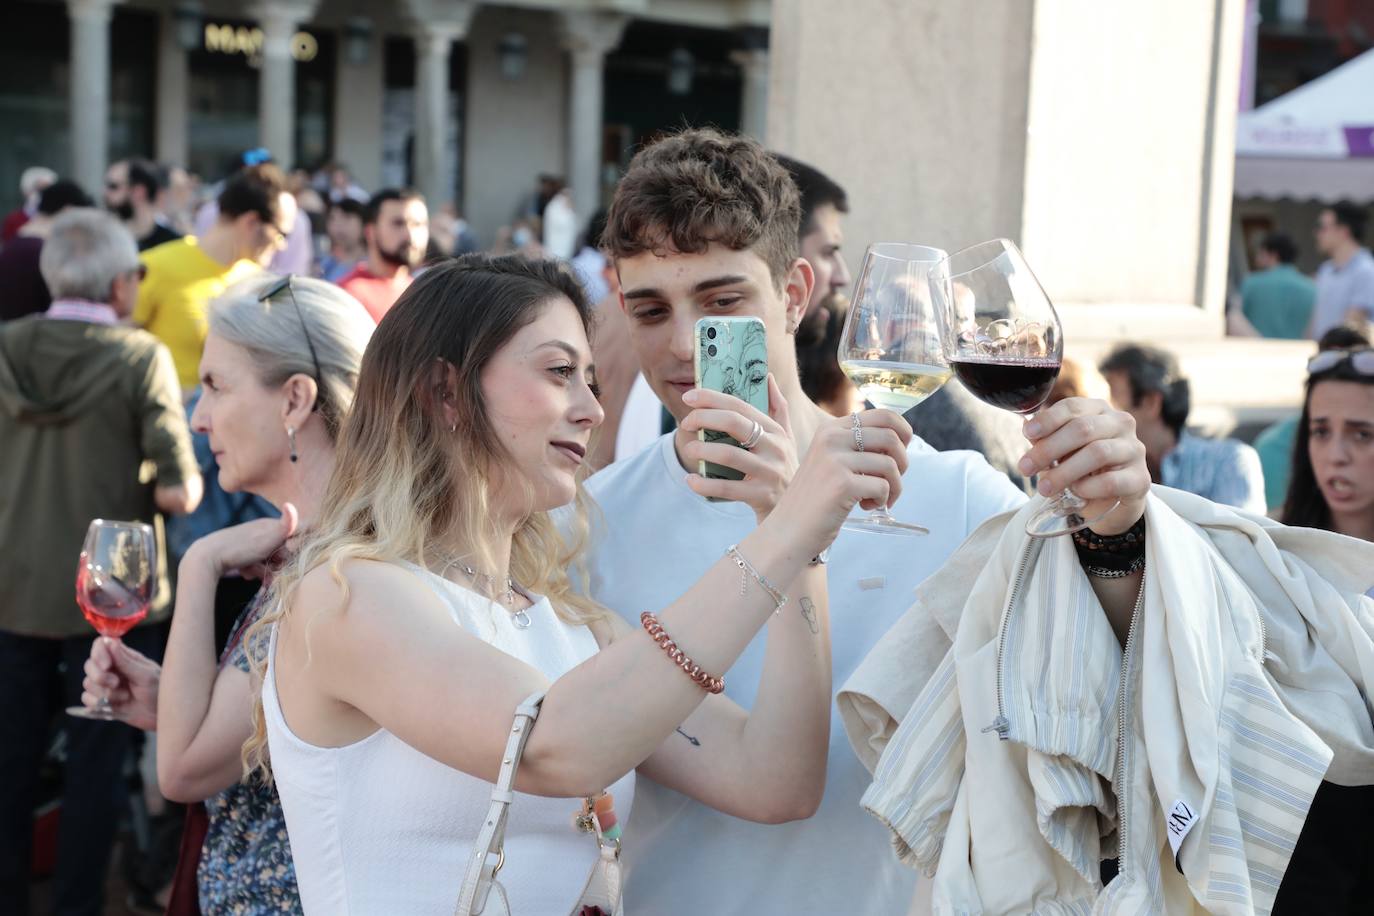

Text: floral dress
xmin=196 ymin=592 xmax=301 ymax=914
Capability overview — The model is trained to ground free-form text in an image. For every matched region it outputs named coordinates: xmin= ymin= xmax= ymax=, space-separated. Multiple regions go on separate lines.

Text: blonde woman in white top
xmin=245 ymin=254 xmax=912 ymax=913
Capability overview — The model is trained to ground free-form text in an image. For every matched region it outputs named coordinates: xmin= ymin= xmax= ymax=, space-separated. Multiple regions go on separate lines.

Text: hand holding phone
xmin=693 ymin=317 xmax=770 ymax=482
xmin=680 ymin=318 xmax=798 ymax=517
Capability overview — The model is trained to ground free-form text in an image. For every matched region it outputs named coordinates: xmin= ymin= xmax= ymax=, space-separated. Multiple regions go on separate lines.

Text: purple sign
xmin=1345 ymin=126 xmax=1374 ymax=158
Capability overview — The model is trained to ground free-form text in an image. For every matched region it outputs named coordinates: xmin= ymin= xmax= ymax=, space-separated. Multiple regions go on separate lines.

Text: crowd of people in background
xmin=1235 ymin=202 xmax=1374 ymax=341
xmin=0 ymin=131 xmax=1371 ymax=915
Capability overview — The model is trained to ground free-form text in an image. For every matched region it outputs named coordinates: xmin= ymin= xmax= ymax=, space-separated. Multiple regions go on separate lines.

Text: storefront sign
xmin=204 ymin=23 xmax=318 ymax=65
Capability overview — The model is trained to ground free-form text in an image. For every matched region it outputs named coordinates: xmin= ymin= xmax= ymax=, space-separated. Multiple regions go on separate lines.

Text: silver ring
xmin=740 ymin=419 xmax=764 ymax=451
xmin=851 ymin=412 xmax=865 ymax=452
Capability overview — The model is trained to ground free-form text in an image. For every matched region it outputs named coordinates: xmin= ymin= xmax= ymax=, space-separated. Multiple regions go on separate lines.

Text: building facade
xmin=4 ymin=0 xmax=770 ymax=244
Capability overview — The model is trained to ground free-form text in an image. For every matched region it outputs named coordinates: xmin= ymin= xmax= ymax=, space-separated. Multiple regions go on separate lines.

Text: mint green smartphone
xmin=693 ymin=316 xmax=769 ymax=486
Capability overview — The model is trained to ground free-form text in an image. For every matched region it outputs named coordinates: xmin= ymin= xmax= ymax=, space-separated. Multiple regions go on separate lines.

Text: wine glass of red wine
xmin=931 ymin=239 xmax=1119 ymax=537
xmin=67 ymin=519 xmax=155 ymax=720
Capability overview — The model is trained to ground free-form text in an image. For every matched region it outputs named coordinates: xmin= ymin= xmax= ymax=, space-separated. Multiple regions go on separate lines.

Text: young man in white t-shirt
xmin=584 ymin=128 xmax=1152 ymax=914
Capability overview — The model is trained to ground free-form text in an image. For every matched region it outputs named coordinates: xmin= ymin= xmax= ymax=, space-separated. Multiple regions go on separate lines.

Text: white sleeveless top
xmin=262 ymin=565 xmax=635 ymax=914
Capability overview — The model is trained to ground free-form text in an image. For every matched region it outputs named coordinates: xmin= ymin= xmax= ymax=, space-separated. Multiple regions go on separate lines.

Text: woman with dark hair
xmin=1280 ymin=326 xmax=1374 ymax=540
xmin=245 ymin=253 xmax=911 ymax=912
xmin=1271 ymin=324 xmax=1374 ymax=913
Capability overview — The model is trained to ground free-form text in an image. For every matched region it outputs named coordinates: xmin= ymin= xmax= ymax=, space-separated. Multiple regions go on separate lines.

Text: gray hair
xmin=208 ymin=275 xmax=375 ymax=441
xmin=39 ymin=208 xmax=140 ymax=302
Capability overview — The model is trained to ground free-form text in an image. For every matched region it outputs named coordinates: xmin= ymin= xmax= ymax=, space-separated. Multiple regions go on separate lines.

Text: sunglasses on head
xmin=1308 ymin=347 xmax=1374 ymax=376
xmin=259 ymin=275 xmax=322 ymax=405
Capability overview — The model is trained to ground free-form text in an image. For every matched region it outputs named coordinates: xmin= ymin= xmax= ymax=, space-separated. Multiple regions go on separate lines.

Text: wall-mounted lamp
xmin=173 ymin=1 xmax=202 ymax=52
xmin=499 ymin=31 xmax=528 ymax=80
xmin=667 ymin=47 xmax=695 ymax=96
xmin=344 ymin=17 xmax=373 ymax=66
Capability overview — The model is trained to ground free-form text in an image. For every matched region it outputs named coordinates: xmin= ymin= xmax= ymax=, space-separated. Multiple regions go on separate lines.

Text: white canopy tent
xmin=1234 ymin=48 xmax=1374 ymax=201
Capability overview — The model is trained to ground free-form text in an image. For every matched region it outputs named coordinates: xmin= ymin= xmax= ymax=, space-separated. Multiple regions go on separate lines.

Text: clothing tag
xmin=858 ymin=576 xmax=886 ymax=591
xmin=1165 ymin=798 xmax=1198 ymax=859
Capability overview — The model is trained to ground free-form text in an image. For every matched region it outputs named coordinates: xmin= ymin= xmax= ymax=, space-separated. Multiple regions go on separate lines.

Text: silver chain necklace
xmin=435 ymin=555 xmax=532 ymax=629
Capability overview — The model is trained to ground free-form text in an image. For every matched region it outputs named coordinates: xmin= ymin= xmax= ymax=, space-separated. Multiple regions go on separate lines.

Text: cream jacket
xmin=839 ymin=487 xmax=1374 ymax=914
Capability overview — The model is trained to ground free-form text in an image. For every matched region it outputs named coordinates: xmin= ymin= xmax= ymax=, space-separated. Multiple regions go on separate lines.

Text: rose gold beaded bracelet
xmin=640 ymin=612 xmax=725 ymax=694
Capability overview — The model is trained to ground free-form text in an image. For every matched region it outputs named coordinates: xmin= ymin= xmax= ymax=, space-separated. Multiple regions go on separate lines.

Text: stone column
xmin=67 ymin=0 xmax=121 ymax=196
xmin=413 ymin=21 xmax=466 ymax=208
xmin=155 ymin=6 xmax=189 ymax=166
xmin=332 ymin=22 xmax=384 ymax=190
xmin=254 ymin=1 xmax=316 ymax=167
xmin=559 ymin=11 xmax=628 ymax=221
xmin=731 ymin=34 xmax=769 ymax=141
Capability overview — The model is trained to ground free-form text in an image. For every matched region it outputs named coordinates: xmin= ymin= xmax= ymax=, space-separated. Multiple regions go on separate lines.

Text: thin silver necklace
xmin=435 ymin=555 xmax=532 ymax=629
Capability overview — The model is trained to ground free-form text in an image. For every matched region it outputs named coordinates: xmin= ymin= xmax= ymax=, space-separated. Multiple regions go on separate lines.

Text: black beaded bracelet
xmin=1072 ymin=516 xmax=1145 ymax=572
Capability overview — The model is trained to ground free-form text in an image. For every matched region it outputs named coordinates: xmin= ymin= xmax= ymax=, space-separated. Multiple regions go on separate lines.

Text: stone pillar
xmin=155 ymin=7 xmax=189 ymax=166
xmin=559 ymin=12 xmax=628 ymax=222
xmin=254 ymin=1 xmax=316 ymax=167
xmin=413 ymin=21 xmax=466 ymax=208
xmin=731 ymin=28 xmax=769 ymax=142
xmin=333 ymin=22 xmax=384 ymax=190
xmin=67 ymin=0 xmax=120 ymax=197
xmin=731 ymin=48 xmax=770 ymax=141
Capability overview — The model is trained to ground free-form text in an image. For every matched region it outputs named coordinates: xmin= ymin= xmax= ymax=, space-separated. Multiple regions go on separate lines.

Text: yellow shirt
xmin=135 ymin=237 xmax=260 ymax=390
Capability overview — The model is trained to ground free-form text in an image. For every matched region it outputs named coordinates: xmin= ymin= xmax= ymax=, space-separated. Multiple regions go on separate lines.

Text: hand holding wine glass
xmin=932 ymin=239 xmax=1147 ymax=537
xmin=67 ymin=519 xmax=155 ymax=720
xmin=836 ymin=243 xmax=952 ymax=536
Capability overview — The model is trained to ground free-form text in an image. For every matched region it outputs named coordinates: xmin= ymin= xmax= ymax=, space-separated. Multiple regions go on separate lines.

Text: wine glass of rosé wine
xmin=931 ymin=238 xmax=1120 ymax=538
xmin=67 ymin=519 xmax=155 ymax=720
xmin=836 ymin=243 xmax=953 ymax=536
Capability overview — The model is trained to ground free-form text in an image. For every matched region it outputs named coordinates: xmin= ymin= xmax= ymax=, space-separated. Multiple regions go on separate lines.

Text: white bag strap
xmin=455 ymin=691 xmax=546 ymax=916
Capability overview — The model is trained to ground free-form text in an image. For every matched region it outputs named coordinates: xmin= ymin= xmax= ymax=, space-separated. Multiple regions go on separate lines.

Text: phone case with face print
xmin=693 ymin=317 xmax=769 ymax=488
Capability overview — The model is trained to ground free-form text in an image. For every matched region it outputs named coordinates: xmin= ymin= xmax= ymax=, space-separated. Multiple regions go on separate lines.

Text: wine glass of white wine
xmin=836 ymin=243 xmax=952 ymax=535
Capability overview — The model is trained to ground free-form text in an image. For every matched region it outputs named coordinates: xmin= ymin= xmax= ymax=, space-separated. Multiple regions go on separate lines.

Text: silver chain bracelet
xmin=1083 ymin=555 xmax=1146 ymax=579
xmin=726 ymin=545 xmax=788 ymax=613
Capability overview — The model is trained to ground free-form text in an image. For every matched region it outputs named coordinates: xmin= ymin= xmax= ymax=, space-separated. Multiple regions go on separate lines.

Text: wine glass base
xmin=65 ymin=705 xmax=124 ymax=721
xmin=1025 ymin=499 xmax=1123 ymax=539
xmin=842 ymin=515 xmax=930 ymax=536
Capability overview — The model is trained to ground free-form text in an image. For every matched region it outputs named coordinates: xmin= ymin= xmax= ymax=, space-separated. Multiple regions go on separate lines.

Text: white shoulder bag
xmin=455 ymin=692 xmax=625 ymax=916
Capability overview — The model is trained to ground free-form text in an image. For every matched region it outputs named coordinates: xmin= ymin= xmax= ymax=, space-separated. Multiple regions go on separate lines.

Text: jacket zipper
xmin=982 ymin=538 xmax=1041 ymax=740
xmin=1114 ymin=572 xmax=1147 ymax=872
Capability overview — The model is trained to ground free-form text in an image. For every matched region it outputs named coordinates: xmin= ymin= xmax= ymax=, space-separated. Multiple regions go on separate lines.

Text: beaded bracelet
xmin=641 ymin=612 xmax=725 ymax=694
xmin=726 ymin=545 xmax=788 ymax=613
xmin=1072 ymin=516 xmax=1146 ymax=573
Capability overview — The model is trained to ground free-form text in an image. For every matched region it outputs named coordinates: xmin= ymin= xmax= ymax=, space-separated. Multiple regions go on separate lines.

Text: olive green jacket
xmin=0 ymin=316 xmax=197 ymax=637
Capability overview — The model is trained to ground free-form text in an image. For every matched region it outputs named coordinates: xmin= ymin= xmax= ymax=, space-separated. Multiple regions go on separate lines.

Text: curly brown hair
xmin=602 ymin=128 xmax=802 ymax=287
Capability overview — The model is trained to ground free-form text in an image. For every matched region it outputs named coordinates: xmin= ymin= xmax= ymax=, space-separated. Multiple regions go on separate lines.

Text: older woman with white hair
xmin=81 ymin=274 xmax=373 ymax=914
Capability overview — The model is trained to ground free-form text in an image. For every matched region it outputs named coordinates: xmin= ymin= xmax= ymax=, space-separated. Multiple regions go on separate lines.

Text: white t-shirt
xmin=614 ymin=374 xmax=663 ymax=462
xmin=583 ymin=432 xmax=1026 ymax=915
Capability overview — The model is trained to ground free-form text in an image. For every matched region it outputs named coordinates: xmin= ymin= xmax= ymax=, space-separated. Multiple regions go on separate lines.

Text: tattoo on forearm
xmin=800 ymin=596 xmax=819 ymax=635
xmin=676 ymin=727 xmax=701 ymax=747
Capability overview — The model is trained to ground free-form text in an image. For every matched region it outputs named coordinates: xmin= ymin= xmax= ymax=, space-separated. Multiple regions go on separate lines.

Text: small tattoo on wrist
xmin=800 ymin=597 xmax=819 ymax=635
xmin=676 ymin=727 xmax=701 ymax=747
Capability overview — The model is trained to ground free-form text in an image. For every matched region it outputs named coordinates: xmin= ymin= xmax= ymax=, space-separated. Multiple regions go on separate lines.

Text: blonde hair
xmin=242 ymin=255 xmax=606 ymax=778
